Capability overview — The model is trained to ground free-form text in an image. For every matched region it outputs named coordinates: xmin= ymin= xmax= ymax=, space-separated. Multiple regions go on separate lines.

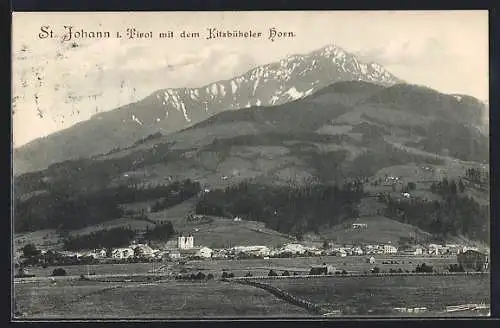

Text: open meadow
xmin=14 ymin=279 xmax=311 ymax=319
xmin=21 ymin=255 xmax=460 ymax=279
xmin=266 ymin=274 xmax=490 ymax=316
xmin=15 ymin=255 xmax=490 ymax=318
xmin=22 ymin=254 xmax=462 ymax=279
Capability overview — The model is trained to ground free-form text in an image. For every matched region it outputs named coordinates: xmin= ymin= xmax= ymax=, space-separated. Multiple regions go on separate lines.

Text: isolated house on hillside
xmin=352 ymin=223 xmax=368 ymax=229
xmin=457 ymin=250 xmax=489 ymax=271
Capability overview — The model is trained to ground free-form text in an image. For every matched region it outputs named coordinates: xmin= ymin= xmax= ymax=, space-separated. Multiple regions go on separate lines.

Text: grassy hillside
xmin=13 ymin=81 xmax=490 ymax=246
xmin=319 ymin=216 xmax=431 ymax=245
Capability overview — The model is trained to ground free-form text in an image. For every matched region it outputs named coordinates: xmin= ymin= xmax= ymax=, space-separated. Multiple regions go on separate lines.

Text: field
xmin=319 ymin=216 xmax=432 ymax=245
xmin=267 ymin=274 xmax=490 ymax=315
xmin=14 ymin=280 xmax=311 ymax=319
xmin=22 ymin=255 xmax=460 ymax=278
xmin=14 ymin=256 xmax=490 ymax=318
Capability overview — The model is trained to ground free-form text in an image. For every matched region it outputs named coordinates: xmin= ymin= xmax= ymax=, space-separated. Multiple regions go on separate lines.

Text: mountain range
xmin=14 ymin=44 xmax=403 ymax=175
xmin=13 ymin=43 xmax=489 ymax=247
xmin=14 ymin=78 xmax=489 ymax=243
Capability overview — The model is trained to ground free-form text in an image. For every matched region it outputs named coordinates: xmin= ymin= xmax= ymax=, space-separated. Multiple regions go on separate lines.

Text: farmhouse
xmin=413 ymin=246 xmax=423 ymax=255
xmin=352 ymin=223 xmax=368 ymax=229
xmin=305 ymin=247 xmax=323 ymax=256
xmin=81 ymin=250 xmax=101 ymax=259
xmin=195 ymin=246 xmax=213 ymax=258
xmin=233 ymin=245 xmax=270 ymax=257
xmin=428 ymin=244 xmax=442 ymax=255
xmin=383 ymin=245 xmax=398 ymax=254
xmin=457 ymin=250 xmax=489 ymax=272
xmin=112 ymin=248 xmax=134 ymax=259
xmin=283 ymin=243 xmax=306 ymax=255
xmin=399 ymin=245 xmax=423 ymax=256
xmin=352 ymin=247 xmax=364 ymax=255
xmin=59 ymin=251 xmax=83 ymax=258
xmin=131 ymin=243 xmax=154 ymax=257
xmin=165 ymin=249 xmax=181 ymax=260
xmin=176 ymin=247 xmax=213 ymax=259
xmin=333 ymin=249 xmax=347 ymax=257
xmin=310 ymin=264 xmax=335 ymax=275
xmin=461 ymin=246 xmax=479 ymax=253
xmin=444 ymin=244 xmax=461 ymax=255
xmin=96 ymin=249 xmax=107 ymax=258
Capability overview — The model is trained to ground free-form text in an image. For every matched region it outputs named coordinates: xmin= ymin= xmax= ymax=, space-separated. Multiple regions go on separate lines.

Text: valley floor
xmin=13 ymin=256 xmax=490 ymax=319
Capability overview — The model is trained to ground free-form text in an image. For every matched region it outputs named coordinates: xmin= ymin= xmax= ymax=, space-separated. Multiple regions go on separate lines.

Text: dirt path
xmin=384 ymin=138 xmax=480 ymax=166
xmin=232 ymin=279 xmax=326 ymax=315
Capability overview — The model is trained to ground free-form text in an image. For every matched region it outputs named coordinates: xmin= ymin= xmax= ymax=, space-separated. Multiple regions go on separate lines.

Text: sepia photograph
xmin=11 ymin=10 xmax=490 ymax=319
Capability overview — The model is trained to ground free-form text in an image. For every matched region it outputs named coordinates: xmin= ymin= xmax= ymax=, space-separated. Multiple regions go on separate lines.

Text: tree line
xmin=143 ymin=222 xmax=176 ymax=241
xmin=62 ymin=221 xmax=177 ymax=251
xmin=195 ymin=180 xmax=365 ymax=238
xmin=63 ymin=227 xmax=137 ymax=251
xmin=381 ymin=177 xmax=489 ymax=242
xmin=15 ymin=179 xmax=199 ymax=232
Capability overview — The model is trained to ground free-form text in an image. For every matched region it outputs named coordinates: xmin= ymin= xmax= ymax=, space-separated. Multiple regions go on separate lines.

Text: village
xmin=15 ymin=227 xmax=490 ymax=277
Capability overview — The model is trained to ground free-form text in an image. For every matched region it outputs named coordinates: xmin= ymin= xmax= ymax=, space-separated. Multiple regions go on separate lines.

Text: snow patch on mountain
xmin=132 ymin=114 xmax=143 ymax=126
xmin=190 ymin=90 xmax=198 ymax=100
xmin=285 ymin=87 xmax=305 ymax=100
xmin=304 ymin=88 xmax=314 ymax=96
xmin=253 ymin=78 xmax=260 ymax=94
xmin=219 ymin=84 xmax=226 ymax=97
xmin=120 ymin=45 xmax=401 ymax=140
xmin=231 ymin=80 xmax=238 ymax=93
xmin=180 ymin=102 xmax=191 ymax=122
xmin=211 ymin=83 xmax=218 ymax=95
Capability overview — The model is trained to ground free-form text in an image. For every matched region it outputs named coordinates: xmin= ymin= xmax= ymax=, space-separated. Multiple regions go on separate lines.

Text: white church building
xmin=178 ymin=234 xmax=194 ymax=249
xmin=163 ymin=234 xmax=212 ymax=259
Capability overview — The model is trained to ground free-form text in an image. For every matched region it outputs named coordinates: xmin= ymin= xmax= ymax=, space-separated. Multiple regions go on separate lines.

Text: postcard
xmin=12 ymin=11 xmax=490 ymax=319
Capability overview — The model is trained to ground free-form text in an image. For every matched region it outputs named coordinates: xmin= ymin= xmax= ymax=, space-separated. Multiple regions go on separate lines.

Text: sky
xmin=12 ymin=11 xmax=489 ymax=147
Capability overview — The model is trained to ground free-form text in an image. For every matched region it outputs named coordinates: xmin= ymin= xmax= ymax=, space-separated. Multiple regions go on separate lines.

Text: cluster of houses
xmin=27 ymin=234 xmax=489 ymax=269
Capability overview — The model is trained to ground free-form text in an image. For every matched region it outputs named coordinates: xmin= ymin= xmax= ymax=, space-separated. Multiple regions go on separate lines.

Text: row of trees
xmin=15 ymin=179 xmax=199 ymax=232
xmin=176 ymin=272 xmax=214 ymax=281
xmin=14 ymin=191 xmax=125 ymax=232
xmin=143 ymin=222 xmax=176 ymax=241
xmin=195 ymin=181 xmax=365 ymax=238
xmin=62 ymin=221 xmax=177 ymax=251
xmin=132 ymin=132 xmax=163 ymax=146
xmin=430 ymin=178 xmax=466 ymax=195
xmin=465 ymin=168 xmax=489 ymax=185
xmin=63 ymin=227 xmax=136 ymax=251
xmin=149 ymin=180 xmax=201 ymax=212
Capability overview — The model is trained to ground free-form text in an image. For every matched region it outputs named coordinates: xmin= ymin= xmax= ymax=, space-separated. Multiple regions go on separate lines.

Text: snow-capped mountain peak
xmin=15 ymin=44 xmax=403 ymax=173
xmin=145 ymin=44 xmax=401 ymax=121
